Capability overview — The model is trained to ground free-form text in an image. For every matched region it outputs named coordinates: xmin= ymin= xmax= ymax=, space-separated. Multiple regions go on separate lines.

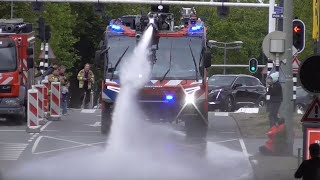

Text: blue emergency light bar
xmin=188 ymin=24 xmax=203 ymax=32
xmin=110 ymin=24 xmax=125 ymax=32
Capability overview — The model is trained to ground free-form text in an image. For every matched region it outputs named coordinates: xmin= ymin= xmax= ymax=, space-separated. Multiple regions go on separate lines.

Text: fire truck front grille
xmin=0 ymin=85 xmax=12 ymax=93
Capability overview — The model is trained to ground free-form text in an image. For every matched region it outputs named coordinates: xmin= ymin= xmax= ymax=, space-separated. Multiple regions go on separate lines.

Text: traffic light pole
xmin=282 ymin=0 xmax=294 ymax=155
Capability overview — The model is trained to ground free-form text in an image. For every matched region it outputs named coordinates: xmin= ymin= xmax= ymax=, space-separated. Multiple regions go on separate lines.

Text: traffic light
xmin=217 ymin=0 xmax=230 ymax=18
xmin=36 ymin=17 xmax=45 ymax=42
xmin=94 ymin=3 xmax=105 ymax=16
xmin=292 ymin=19 xmax=305 ymax=53
xmin=45 ymin=25 xmax=51 ymax=41
xmin=249 ymin=58 xmax=258 ymax=73
xmin=32 ymin=2 xmax=44 ymax=13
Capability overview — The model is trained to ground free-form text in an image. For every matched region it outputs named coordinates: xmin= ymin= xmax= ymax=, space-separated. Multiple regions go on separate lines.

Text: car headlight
xmin=185 ymin=86 xmax=201 ymax=104
xmin=4 ymin=98 xmax=19 ymax=106
xmin=209 ymin=89 xmax=222 ymax=94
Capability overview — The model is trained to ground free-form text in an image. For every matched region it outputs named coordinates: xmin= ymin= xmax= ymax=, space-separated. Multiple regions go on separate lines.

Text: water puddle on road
xmin=3 ymin=25 xmax=253 ymax=180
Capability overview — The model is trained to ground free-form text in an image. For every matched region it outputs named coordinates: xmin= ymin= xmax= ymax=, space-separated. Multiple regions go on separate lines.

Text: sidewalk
xmin=249 ymin=154 xmax=298 ymax=180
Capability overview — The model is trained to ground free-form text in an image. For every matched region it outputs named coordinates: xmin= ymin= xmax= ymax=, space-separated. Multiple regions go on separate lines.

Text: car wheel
xmin=225 ymin=96 xmax=234 ymax=112
xmin=296 ymin=104 xmax=305 ymax=114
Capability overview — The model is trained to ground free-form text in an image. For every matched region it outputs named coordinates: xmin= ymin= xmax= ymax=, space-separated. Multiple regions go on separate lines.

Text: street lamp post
xmin=208 ymin=40 xmax=243 ymax=74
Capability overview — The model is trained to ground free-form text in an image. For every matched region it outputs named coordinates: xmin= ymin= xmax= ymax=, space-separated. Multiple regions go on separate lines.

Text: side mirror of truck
xmin=203 ymin=50 xmax=212 ymax=68
xmin=27 ymin=57 xmax=34 ymax=69
xmin=27 ymin=48 xmax=33 ymax=55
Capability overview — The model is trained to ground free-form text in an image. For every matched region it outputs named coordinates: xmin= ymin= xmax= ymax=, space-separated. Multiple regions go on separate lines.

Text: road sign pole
xmin=282 ymin=0 xmax=294 ymax=155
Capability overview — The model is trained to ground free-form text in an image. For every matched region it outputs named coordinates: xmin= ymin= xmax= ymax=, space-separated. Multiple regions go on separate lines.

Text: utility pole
xmin=277 ymin=0 xmax=284 ymax=31
xmin=10 ymin=1 xmax=14 ymax=19
xmin=282 ymin=0 xmax=294 ymax=155
xmin=224 ymin=44 xmax=227 ymax=74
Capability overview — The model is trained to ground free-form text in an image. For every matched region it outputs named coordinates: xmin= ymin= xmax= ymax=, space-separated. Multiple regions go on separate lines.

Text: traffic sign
xmin=292 ymin=57 xmax=300 ymax=74
xmin=301 ymin=97 xmax=320 ymax=122
xmin=305 ymin=128 xmax=320 ymax=159
xmin=274 ymin=6 xmax=283 ymax=14
xmin=272 ymin=14 xmax=283 ymax=18
xmin=299 ymin=55 xmax=320 ymax=94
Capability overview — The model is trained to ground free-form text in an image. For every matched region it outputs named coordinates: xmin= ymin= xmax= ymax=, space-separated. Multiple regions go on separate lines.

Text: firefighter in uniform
xmin=77 ymin=63 xmax=94 ymax=109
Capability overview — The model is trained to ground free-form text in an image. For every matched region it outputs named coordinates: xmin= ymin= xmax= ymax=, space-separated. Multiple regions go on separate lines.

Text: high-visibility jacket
xmin=265 ymin=124 xmax=286 ymax=152
xmin=77 ymin=69 xmax=94 ymax=89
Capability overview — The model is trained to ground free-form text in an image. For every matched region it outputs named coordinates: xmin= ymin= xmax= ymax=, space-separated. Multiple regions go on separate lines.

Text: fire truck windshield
xmin=107 ymin=36 xmax=203 ymax=80
xmin=0 ymin=46 xmax=17 ymax=72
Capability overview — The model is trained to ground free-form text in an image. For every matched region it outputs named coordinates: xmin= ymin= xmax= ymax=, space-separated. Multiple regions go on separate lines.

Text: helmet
xmin=269 ymin=72 xmax=279 ymax=83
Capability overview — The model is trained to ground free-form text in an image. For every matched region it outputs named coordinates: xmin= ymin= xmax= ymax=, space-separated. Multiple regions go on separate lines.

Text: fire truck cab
xmin=95 ymin=5 xmax=212 ymax=138
xmin=0 ymin=19 xmax=35 ymax=122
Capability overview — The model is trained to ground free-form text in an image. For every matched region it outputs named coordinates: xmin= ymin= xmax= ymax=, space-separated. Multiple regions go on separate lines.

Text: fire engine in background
xmin=0 ymin=19 xmax=35 ymax=122
xmin=95 ymin=6 xmax=212 ymax=138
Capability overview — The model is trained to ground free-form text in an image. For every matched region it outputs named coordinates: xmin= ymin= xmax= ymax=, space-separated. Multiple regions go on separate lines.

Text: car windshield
xmin=107 ymin=36 xmax=203 ymax=80
xmin=0 ymin=46 xmax=17 ymax=72
xmin=208 ymin=76 xmax=237 ymax=86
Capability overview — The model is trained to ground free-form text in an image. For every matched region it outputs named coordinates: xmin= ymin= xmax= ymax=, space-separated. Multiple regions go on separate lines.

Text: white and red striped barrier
xmin=35 ymin=84 xmax=47 ymax=125
xmin=26 ymin=87 xmax=40 ymax=133
xmin=42 ymin=80 xmax=50 ymax=116
xmin=50 ymin=82 xmax=61 ymax=120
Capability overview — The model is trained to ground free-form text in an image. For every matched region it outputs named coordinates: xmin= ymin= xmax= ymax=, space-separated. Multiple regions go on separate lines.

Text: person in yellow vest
xmin=77 ymin=63 xmax=94 ymax=109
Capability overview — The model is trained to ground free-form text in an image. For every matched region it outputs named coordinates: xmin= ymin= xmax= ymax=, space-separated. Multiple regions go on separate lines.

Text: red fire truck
xmin=95 ymin=6 xmax=212 ymax=138
xmin=0 ymin=19 xmax=35 ymax=122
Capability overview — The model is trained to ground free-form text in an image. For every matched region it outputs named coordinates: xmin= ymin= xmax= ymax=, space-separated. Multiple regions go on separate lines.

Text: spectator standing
xmin=59 ymin=66 xmax=69 ymax=115
xmin=77 ymin=63 xmax=94 ymax=109
xmin=266 ymin=72 xmax=283 ymax=128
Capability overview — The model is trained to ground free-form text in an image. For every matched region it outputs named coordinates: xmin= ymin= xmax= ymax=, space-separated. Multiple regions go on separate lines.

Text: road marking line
xmin=214 ymin=112 xmax=229 ymax=116
xmin=31 ymin=136 xmax=43 ymax=153
xmin=32 ymin=141 xmax=106 ymax=155
xmin=28 ymin=139 xmax=32 ymax=142
xmin=0 ymin=130 xmax=25 ymax=132
xmin=0 ymin=143 xmax=28 ymax=161
xmin=96 ymin=115 xmax=101 ymax=117
xmin=239 ymin=138 xmax=249 ymax=157
xmin=81 ymin=109 xmax=96 ymax=113
xmin=41 ymin=136 xmax=91 ymax=146
xmin=72 ymin=130 xmax=100 ymax=133
xmin=0 ymin=142 xmax=28 ymax=145
xmin=211 ymin=138 xmax=239 ymax=143
xmin=40 ymin=121 xmax=52 ymax=132
xmin=217 ymin=131 xmax=236 ymax=133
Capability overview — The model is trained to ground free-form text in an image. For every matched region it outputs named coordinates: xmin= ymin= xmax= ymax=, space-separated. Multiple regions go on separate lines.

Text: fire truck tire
xmin=185 ymin=115 xmax=208 ymax=139
xmin=101 ymin=105 xmax=112 ymax=135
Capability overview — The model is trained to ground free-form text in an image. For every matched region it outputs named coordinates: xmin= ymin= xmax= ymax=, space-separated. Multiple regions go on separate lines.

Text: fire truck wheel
xmin=101 ymin=104 xmax=112 ymax=135
xmin=185 ymin=115 xmax=208 ymax=139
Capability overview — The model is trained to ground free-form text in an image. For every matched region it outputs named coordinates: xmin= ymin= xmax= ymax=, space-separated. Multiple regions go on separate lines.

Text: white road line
xmin=40 ymin=121 xmax=52 ymax=132
xmin=214 ymin=112 xmax=229 ymax=116
xmin=81 ymin=109 xmax=96 ymax=113
xmin=212 ymin=138 xmax=239 ymax=143
xmin=72 ymin=130 xmax=100 ymax=133
xmin=31 ymin=136 xmax=43 ymax=154
xmin=239 ymin=138 xmax=249 ymax=157
xmin=41 ymin=136 xmax=91 ymax=146
xmin=96 ymin=115 xmax=101 ymax=117
xmin=0 ymin=143 xmax=28 ymax=161
xmin=32 ymin=141 xmax=106 ymax=155
xmin=28 ymin=139 xmax=32 ymax=142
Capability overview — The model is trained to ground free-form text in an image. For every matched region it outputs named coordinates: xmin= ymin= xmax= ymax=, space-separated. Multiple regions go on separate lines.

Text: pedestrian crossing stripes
xmin=0 ymin=143 xmax=28 ymax=160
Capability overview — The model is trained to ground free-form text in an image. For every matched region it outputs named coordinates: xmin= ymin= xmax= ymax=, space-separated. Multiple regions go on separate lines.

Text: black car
xmin=208 ymin=74 xmax=267 ymax=112
xmin=295 ymin=86 xmax=313 ymax=114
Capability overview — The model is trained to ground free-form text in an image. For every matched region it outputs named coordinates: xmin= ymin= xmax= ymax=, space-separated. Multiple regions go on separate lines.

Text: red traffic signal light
xmin=294 ymin=26 xmax=301 ymax=34
xmin=292 ymin=19 xmax=305 ymax=54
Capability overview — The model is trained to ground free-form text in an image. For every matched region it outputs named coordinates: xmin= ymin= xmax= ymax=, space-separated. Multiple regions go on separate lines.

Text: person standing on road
xmin=59 ymin=66 xmax=69 ymax=115
xmin=77 ymin=63 xmax=94 ymax=109
xmin=266 ymin=72 xmax=282 ymax=128
xmin=295 ymin=143 xmax=320 ymax=180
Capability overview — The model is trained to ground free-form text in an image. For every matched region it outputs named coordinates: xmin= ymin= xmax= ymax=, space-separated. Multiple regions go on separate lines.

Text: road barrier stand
xmin=35 ymin=84 xmax=47 ymax=125
xmin=26 ymin=87 xmax=41 ymax=133
xmin=49 ymin=82 xmax=61 ymax=121
xmin=42 ymin=80 xmax=50 ymax=118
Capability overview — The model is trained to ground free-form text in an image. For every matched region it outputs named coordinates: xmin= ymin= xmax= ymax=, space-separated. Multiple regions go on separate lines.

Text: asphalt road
xmin=0 ymin=110 xmax=254 ymax=180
